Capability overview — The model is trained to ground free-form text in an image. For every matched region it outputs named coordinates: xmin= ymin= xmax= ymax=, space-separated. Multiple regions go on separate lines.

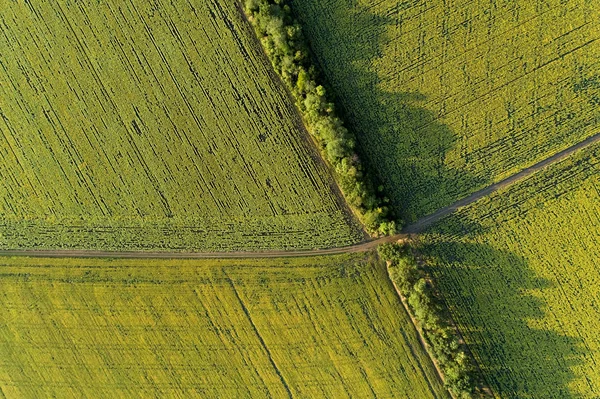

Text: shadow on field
xmin=292 ymin=2 xmax=585 ymax=396
xmin=421 ymin=219 xmax=583 ymax=399
xmin=292 ymin=0 xmax=488 ymax=224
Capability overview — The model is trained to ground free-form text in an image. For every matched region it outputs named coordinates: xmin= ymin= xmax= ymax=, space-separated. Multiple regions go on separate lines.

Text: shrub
xmin=244 ymin=0 xmax=397 ymax=235
xmin=378 ymin=243 xmax=491 ymax=398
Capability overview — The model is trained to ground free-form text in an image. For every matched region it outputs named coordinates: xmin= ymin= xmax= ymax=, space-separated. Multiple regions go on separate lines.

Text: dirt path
xmin=1 ymin=132 xmax=598 ymax=259
xmin=402 ymin=132 xmax=600 ymax=234
xmin=0 ymin=234 xmax=405 ymax=259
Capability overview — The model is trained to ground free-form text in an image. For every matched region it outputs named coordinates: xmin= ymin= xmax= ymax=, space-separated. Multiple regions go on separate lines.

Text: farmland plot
xmin=0 ymin=0 xmax=363 ymax=250
xmin=292 ymin=0 xmax=600 ymax=222
xmin=0 ymin=253 xmax=448 ymax=398
xmin=422 ymin=144 xmax=600 ymax=398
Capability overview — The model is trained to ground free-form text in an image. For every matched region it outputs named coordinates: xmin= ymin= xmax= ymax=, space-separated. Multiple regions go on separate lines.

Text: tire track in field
xmin=223 ymin=271 xmax=294 ymax=399
xmin=0 ymin=132 xmax=598 ymax=259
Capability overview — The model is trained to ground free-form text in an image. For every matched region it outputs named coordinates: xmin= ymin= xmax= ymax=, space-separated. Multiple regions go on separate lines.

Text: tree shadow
xmin=291 ymin=2 xmax=586 ymax=397
xmin=419 ymin=219 xmax=584 ymax=398
xmin=292 ymin=1 xmax=488 ymax=224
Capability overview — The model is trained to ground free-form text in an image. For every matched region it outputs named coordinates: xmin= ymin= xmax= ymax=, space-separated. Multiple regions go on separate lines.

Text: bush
xmin=244 ymin=0 xmax=397 ymax=235
xmin=378 ymin=243 xmax=490 ymax=398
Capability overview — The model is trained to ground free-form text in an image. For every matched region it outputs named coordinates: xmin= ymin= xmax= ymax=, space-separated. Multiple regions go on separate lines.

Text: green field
xmin=0 ymin=253 xmax=448 ymax=398
xmin=421 ymin=144 xmax=600 ymax=398
xmin=4 ymin=1 xmax=599 ymax=397
xmin=0 ymin=0 xmax=363 ymax=251
xmin=292 ymin=0 xmax=600 ymax=222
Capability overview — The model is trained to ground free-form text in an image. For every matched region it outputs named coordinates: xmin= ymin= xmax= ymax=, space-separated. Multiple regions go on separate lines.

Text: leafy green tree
xmin=244 ymin=0 xmax=398 ymax=235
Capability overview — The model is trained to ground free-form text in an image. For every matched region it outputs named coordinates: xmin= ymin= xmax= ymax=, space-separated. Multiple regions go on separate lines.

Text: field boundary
xmin=410 ymin=246 xmax=497 ymax=398
xmin=242 ymin=0 xmax=396 ymax=234
xmin=402 ymin=132 xmax=600 ymax=233
xmin=387 ymin=264 xmax=455 ymax=399
xmin=4 ymin=2 xmax=598 ymax=398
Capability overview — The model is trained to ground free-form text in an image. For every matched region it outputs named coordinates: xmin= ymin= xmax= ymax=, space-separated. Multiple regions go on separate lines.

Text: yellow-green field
xmin=0 ymin=0 xmax=363 ymax=251
xmin=292 ymin=0 xmax=600 ymax=222
xmin=0 ymin=253 xmax=449 ymax=398
xmin=422 ymin=144 xmax=600 ymax=398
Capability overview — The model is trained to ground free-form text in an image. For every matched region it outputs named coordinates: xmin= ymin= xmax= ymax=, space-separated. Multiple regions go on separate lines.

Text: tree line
xmin=244 ymin=0 xmax=396 ymax=235
xmin=378 ymin=243 xmax=492 ymax=398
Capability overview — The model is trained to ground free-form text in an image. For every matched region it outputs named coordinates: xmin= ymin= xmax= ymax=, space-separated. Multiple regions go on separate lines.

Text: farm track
xmin=1 ymin=132 xmax=598 ymax=260
xmin=402 ymin=131 xmax=600 ymax=233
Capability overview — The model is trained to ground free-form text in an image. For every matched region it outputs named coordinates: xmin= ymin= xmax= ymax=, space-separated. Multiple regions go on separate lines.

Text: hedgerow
xmin=244 ymin=0 xmax=397 ymax=235
xmin=378 ymin=243 xmax=491 ymax=398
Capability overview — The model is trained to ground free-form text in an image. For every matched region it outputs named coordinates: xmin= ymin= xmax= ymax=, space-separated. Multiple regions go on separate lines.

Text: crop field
xmin=0 ymin=0 xmax=363 ymax=251
xmin=421 ymin=143 xmax=600 ymax=398
xmin=0 ymin=253 xmax=448 ymax=398
xmin=292 ymin=0 xmax=600 ymax=222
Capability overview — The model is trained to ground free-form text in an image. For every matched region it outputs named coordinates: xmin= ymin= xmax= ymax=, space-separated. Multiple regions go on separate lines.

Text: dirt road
xmin=402 ymin=132 xmax=600 ymax=233
xmin=1 ymin=132 xmax=598 ymax=259
xmin=0 ymin=234 xmax=406 ymax=259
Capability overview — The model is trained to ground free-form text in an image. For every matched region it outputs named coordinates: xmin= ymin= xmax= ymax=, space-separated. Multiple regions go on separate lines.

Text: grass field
xmin=0 ymin=0 xmax=363 ymax=251
xmin=421 ymin=143 xmax=600 ymax=398
xmin=292 ymin=0 xmax=600 ymax=222
xmin=0 ymin=253 xmax=449 ymax=398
